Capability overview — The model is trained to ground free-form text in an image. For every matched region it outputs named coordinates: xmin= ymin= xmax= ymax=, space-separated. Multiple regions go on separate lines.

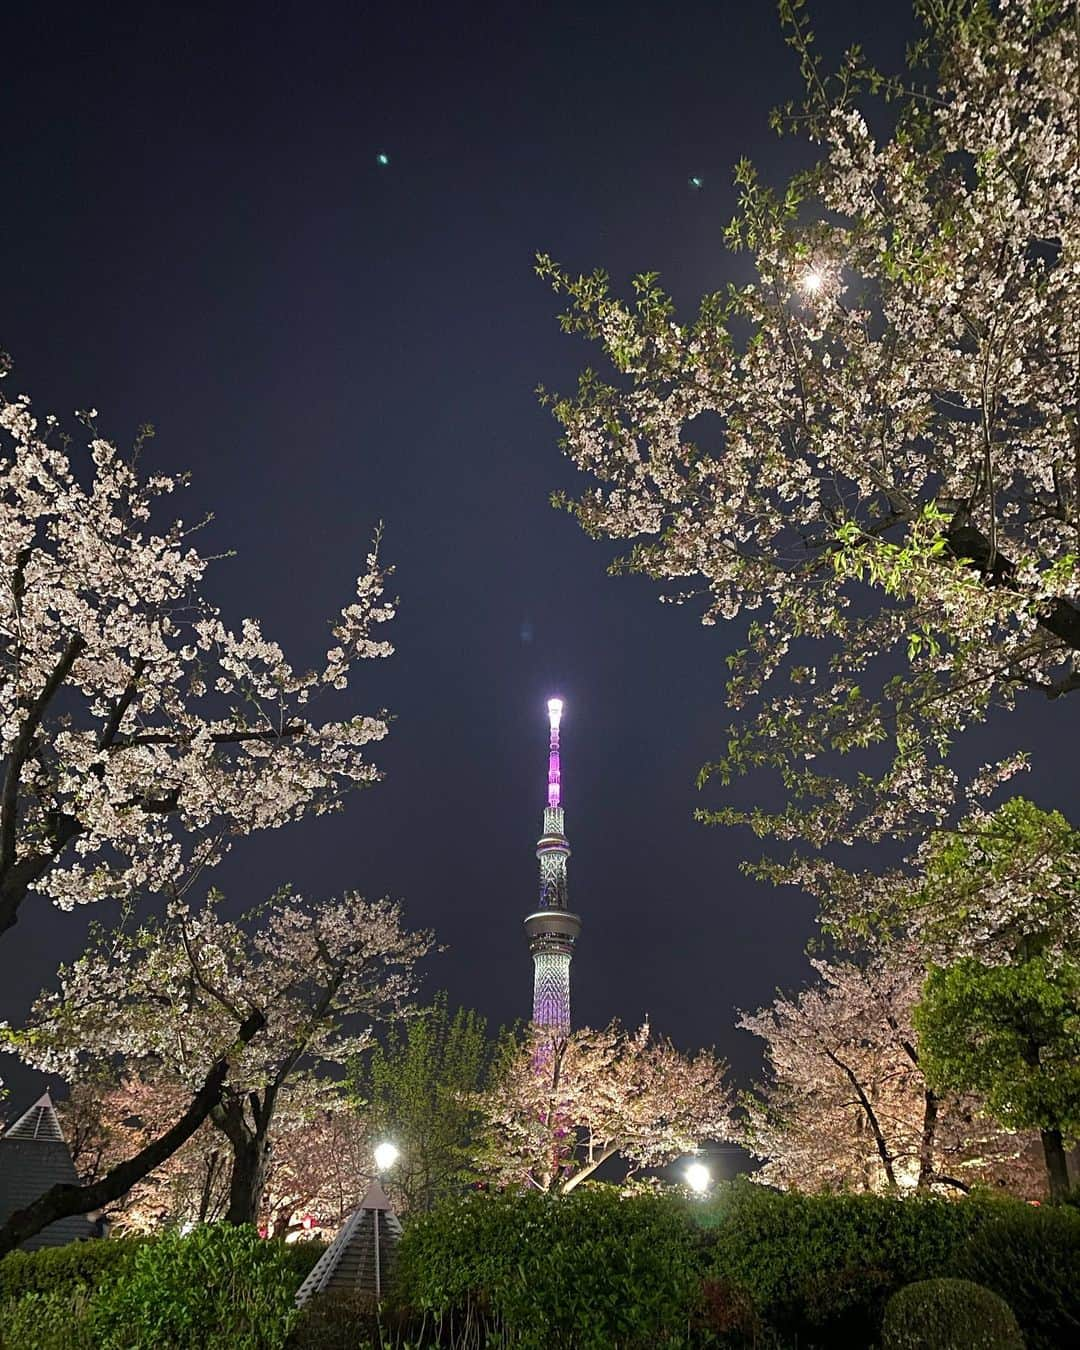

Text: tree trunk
xmin=1041 ymin=1127 xmax=1071 ymax=1203
xmin=225 ymin=1127 xmax=272 ymax=1226
xmin=916 ymin=1089 xmax=939 ymax=1192
xmin=0 ymin=1010 xmax=265 ymax=1257
xmin=211 ymin=1085 xmax=278 ymax=1227
xmin=826 ymin=1048 xmax=899 ymax=1192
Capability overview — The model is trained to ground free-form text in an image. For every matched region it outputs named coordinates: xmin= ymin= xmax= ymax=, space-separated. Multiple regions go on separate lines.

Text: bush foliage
xmin=0 ymin=1285 xmax=96 ymax=1350
xmin=2 ymin=1189 xmax=1078 ymax=1348
xmin=699 ymin=1182 xmax=993 ymax=1347
xmin=881 ymin=1278 xmax=1023 ymax=1350
xmin=88 ymin=1224 xmax=300 ymax=1349
xmin=395 ymin=1186 xmax=705 ymax=1349
xmin=953 ymin=1203 xmax=1080 ymax=1350
xmin=0 ymin=1234 xmax=146 ymax=1301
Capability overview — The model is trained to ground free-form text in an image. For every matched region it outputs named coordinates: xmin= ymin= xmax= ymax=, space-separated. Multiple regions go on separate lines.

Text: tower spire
xmin=524 ymin=697 xmax=582 ymax=1031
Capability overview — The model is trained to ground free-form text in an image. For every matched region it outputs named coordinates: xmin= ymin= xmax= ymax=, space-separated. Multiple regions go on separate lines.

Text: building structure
xmin=523 ymin=698 xmax=581 ymax=1031
xmin=0 ymin=1092 xmax=95 ymax=1250
xmin=294 ymin=1179 xmax=402 ymax=1306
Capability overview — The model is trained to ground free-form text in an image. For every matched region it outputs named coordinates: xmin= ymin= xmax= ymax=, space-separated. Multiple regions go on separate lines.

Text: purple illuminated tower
xmin=523 ymin=698 xmax=582 ymax=1031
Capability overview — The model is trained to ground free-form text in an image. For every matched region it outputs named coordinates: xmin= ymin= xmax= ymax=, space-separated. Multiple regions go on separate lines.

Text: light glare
xmin=374 ymin=1141 xmax=399 ymax=1172
xmin=685 ymin=1161 xmax=710 ymax=1194
xmin=800 ymin=269 xmax=825 ymax=295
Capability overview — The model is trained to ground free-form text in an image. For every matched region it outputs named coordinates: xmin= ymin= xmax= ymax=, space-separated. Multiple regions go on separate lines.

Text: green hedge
xmin=0 ymin=1235 xmax=147 ymax=1301
xmin=881 ymin=1278 xmax=1023 ymax=1349
xmin=89 ymin=1225 xmax=300 ymax=1349
xmin=0 ymin=1286 xmax=96 ymax=1350
xmin=953 ymin=1203 xmax=1080 ymax=1350
xmin=2 ymin=1191 xmax=1077 ymax=1349
xmin=1 ymin=1227 xmax=314 ymax=1350
xmin=698 ymin=1182 xmax=994 ymax=1347
xmin=395 ymin=1186 xmax=705 ymax=1349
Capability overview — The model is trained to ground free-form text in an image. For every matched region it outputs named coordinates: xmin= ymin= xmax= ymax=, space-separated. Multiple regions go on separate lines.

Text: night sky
xmin=2 ymin=1 xmax=1072 ymax=1146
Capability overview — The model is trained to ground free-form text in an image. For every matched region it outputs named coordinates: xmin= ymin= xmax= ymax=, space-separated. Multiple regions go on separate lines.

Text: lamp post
xmin=372 ymin=1142 xmax=399 ymax=1300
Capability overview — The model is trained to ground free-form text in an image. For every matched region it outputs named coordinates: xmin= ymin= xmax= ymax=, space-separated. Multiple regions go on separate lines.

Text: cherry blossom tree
xmin=739 ymin=947 xmax=1038 ymax=1196
xmin=60 ymin=1076 xmax=373 ymax=1236
xmin=59 ymin=1077 xmax=233 ymax=1232
xmin=1 ymin=888 xmax=432 ymax=1250
xmin=0 ymin=365 xmax=395 ymax=940
xmin=537 ymin=1 xmax=1080 ymax=908
xmin=475 ymin=1021 xmax=731 ymax=1193
xmin=260 ymin=1102 xmax=374 ymax=1238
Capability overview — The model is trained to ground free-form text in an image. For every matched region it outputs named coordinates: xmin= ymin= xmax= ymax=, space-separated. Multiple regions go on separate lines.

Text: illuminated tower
xmin=523 ymin=698 xmax=582 ymax=1031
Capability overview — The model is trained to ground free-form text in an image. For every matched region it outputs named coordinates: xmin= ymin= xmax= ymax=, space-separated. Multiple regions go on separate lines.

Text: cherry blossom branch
xmin=0 ymin=633 xmax=86 ymax=877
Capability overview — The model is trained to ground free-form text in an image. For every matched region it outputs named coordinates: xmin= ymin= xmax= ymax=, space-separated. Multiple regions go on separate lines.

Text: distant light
xmin=800 ymin=268 xmax=825 ymax=295
xmin=547 ymin=698 xmax=564 ymax=728
xmin=688 ymin=175 xmax=704 ymax=191
xmin=685 ymin=1161 xmax=710 ymax=1194
xmin=376 ymin=152 xmax=390 ymax=166
xmin=374 ymin=1141 xmax=399 ymax=1172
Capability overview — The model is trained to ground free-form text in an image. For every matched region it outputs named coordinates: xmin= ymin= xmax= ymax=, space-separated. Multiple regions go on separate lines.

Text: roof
xmin=0 ymin=1092 xmax=95 ymax=1250
xmin=3 ymin=1092 xmax=65 ymax=1142
xmin=294 ymin=1182 xmax=402 ymax=1306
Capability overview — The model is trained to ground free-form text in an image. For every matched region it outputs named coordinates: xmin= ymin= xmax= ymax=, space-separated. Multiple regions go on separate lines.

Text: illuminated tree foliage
xmin=61 ymin=1076 xmax=372 ymax=1236
xmin=476 ymin=1021 xmax=731 ymax=1193
xmin=917 ymin=955 xmax=1080 ymax=1200
xmin=2 ymin=888 xmax=431 ymax=1249
xmin=538 ymin=1 xmax=1080 ymax=913
xmin=740 ymin=947 xmax=1038 ymax=1196
xmin=0 ymin=365 xmax=395 ymax=940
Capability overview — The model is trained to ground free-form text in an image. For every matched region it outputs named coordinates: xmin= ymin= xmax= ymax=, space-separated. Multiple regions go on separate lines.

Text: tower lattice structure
xmin=523 ymin=698 xmax=582 ymax=1031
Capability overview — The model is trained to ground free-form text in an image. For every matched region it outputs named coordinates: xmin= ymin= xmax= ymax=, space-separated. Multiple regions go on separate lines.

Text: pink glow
xmin=547 ymin=698 xmax=563 ymax=808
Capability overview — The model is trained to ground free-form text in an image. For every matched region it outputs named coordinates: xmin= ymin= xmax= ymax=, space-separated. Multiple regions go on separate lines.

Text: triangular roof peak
xmin=3 ymin=1092 xmax=65 ymax=1142
xmin=358 ymin=1179 xmax=392 ymax=1211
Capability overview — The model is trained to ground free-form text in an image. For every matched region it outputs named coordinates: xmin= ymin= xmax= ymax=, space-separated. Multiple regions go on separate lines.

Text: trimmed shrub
xmin=88 ymin=1224 xmax=300 ymax=1349
xmin=0 ymin=1286 xmax=95 ymax=1350
xmin=286 ymin=1290 xmax=380 ymax=1349
xmin=882 ymin=1278 xmax=1023 ymax=1349
xmin=285 ymin=1292 xmax=424 ymax=1350
xmin=953 ymin=1203 xmax=1080 ymax=1350
xmin=0 ymin=1236 xmax=147 ymax=1301
xmin=698 ymin=1181 xmax=994 ymax=1348
xmin=395 ymin=1186 xmax=705 ymax=1349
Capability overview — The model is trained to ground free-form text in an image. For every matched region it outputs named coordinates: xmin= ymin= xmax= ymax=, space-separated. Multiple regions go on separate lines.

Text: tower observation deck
xmin=523 ymin=698 xmax=581 ymax=1031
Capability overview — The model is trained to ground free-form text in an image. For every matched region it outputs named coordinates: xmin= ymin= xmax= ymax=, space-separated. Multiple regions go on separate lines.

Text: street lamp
xmin=685 ymin=1161 xmax=710 ymax=1195
xmin=374 ymin=1141 xmax=399 ymax=1174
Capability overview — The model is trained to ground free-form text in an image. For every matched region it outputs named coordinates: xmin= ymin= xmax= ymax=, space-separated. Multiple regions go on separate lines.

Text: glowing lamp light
xmin=547 ymin=697 xmax=563 ymax=728
xmin=800 ymin=268 xmax=825 ymax=295
xmin=376 ymin=151 xmax=390 ymax=166
xmin=374 ymin=1141 xmax=400 ymax=1173
xmin=685 ymin=1161 xmax=711 ymax=1195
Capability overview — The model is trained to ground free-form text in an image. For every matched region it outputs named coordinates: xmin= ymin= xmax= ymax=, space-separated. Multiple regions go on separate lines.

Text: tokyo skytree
xmin=523 ymin=698 xmax=582 ymax=1031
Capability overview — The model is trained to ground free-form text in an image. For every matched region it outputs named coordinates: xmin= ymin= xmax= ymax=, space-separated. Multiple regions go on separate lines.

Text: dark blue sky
xmin=5 ymin=0 xmax=1069 ymax=1131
